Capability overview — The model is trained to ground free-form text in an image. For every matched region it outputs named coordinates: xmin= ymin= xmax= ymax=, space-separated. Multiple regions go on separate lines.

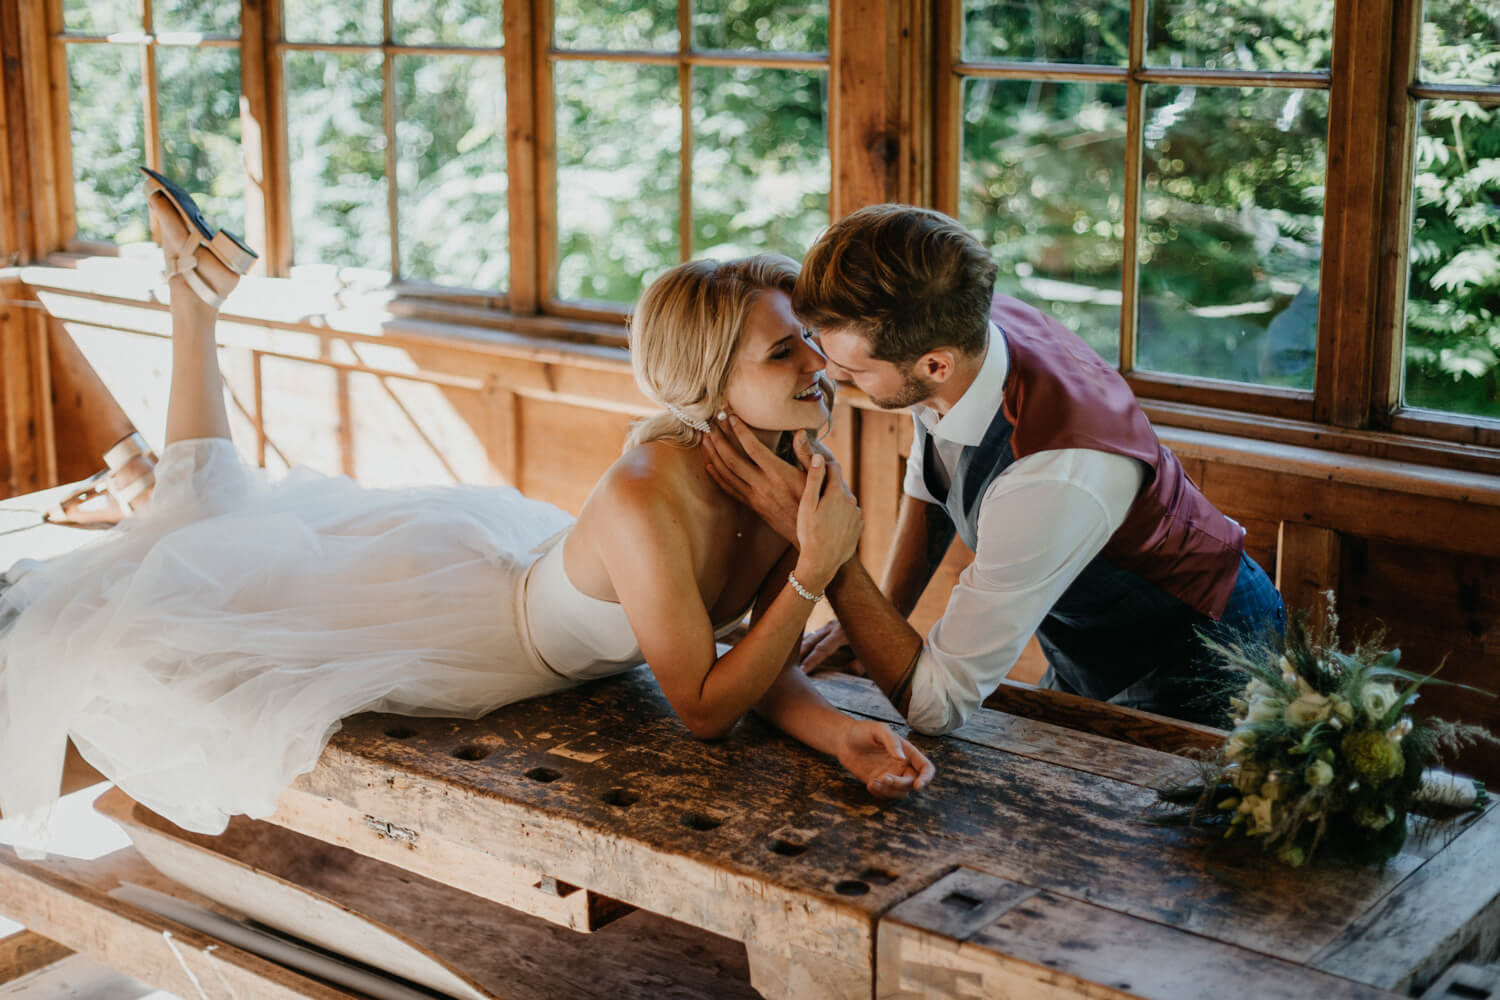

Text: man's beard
xmin=870 ymin=367 xmax=937 ymax=409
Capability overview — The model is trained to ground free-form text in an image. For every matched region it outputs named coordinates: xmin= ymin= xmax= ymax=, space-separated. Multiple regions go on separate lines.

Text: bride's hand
xmin=702 ymin=417 xmax=834 ymax=546
xmin=794 ymin=452 xmax=861 ymax=592
xmin=836 ymin=720 xmax=935 ymax=799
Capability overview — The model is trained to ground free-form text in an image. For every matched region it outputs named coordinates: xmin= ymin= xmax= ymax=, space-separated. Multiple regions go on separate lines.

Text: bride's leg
xmin=152 ymin=193 xmax=241 ymax=446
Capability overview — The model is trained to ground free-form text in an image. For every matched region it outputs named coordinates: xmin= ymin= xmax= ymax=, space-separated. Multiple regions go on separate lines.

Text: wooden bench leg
xmin=744 ymin=941 xmax=871 ymax=1000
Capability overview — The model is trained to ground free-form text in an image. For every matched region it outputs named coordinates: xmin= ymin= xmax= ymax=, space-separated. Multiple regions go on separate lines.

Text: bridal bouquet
xmin=1162 ymin=597 xmax=1494 ymax=866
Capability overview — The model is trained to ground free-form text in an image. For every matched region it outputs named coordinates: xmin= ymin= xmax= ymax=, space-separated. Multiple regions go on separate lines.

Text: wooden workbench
xmin=2 ymin=486 xmax=1498 ymax=999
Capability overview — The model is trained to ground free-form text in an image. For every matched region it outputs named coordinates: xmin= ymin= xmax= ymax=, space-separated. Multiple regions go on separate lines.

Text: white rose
xmin=1361 ymin=683 xmax=1400 ymax=720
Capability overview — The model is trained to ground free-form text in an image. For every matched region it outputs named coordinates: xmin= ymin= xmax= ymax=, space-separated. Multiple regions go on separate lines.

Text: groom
xmin=704 ymin=204 xmax=1285 ymax=734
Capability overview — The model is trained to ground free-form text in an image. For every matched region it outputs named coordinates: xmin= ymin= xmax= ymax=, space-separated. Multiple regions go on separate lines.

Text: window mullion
xmin=1118 ymin=0 xmax=1147 ymax=375
xmin=678 ymin=0 xmax=692 ymax=263
xmin=504 ymin=0 xmax=540 ymax=314
xmin=141 ymin=0 xmax=161 ymax=180
xmin=1312 ymin=0 xmax=1398 ymax=429
xmin=45 ymin=0 xmax=75 ymax=249
xmin=383 ymin=0 xmax=400 ymax=282
xmin=534 ymin=0 xmax=558 ymax=308
xmin=1369 ymin=0 xmax=1424 ymax=424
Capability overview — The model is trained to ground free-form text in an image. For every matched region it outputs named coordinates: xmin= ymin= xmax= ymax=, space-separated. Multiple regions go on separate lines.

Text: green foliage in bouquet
xmin=1161 ymin=596 xmax=1495 ymax=867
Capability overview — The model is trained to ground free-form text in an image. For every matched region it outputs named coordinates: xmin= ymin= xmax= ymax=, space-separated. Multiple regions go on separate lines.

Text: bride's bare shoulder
xmin=581 ymin=439 xmax=703 ymax=523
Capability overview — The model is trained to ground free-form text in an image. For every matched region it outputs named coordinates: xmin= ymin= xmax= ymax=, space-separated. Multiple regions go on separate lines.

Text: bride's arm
xmin=599 ymin=456 xmax=858 ymax=739
xmin=747 ymin=553 xmax=935 ymax=797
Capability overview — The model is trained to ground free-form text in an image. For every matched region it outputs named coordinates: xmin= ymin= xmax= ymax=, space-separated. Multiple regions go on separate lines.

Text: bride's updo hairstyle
xmin=625 ymin=254 xmax=801 ymax=451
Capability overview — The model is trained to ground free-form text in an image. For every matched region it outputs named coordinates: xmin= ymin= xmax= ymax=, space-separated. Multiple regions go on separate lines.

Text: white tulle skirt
xmin=0 ymin=439 xmax=579 ymax=849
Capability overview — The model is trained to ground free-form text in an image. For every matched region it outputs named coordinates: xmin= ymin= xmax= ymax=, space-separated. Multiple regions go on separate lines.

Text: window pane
xmin=68 ymin=44 xmax=147 ymax=243
xmin=960 ymin=79 xmax=1127 ymax=363
xmin=157 ymin=46 xmax=244 ymax=237
xmin=153 ymin=0 xmax=237 ymax=35
xmin=963 ymin=0 xmax=1129 ymax=66
xmin=554 ymin=0 xmax=677 ymax=51
xmin=692 ymin=66 xmax=827 ymax=261
xmin=555 ymin=62 xmax=679 ymax=303
xmin=394 ymin=0 xmax=503 ymax=47
xmin=1402 ymin=100 xmax=1500 ymax=420
xmin=283 ymin=0 xmax=382 ymax=44
xmin=284 ymin=51 xmax=389 ymax=273
xmin=394 ymin=55 xmax=508 ymax=289
xmin=1136 ymin=86 xmax=1327 ymax=388
xmin=693 ymin=0 xmax=827 ymax=52
xmin=1146 ymin=0 xmax=1332 ymax=72
xmin=63 ymin=0 xmax=139 ymax=33
xmin=1420 ymin=0 xmax=1500 ymax=86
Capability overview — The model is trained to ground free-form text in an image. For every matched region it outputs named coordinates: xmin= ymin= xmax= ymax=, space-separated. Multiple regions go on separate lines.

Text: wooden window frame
xmin=10 ymin=0 xmax=1500 ymax=466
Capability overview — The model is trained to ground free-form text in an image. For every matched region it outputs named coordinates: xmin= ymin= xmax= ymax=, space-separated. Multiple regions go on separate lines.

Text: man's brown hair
xmin=793 ymin=204 xmax=999 ymax=364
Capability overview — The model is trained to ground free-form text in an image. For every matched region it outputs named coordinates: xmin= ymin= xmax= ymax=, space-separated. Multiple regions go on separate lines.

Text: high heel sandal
xmin=45 ymin=431 xmax=158 ymax=528
xmin=140 ymin=166 xmax=258 ymax=308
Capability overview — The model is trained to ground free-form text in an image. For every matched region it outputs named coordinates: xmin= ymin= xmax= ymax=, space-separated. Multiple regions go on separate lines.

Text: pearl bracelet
xmin=786 ymin=571 xmax=823 ymax=603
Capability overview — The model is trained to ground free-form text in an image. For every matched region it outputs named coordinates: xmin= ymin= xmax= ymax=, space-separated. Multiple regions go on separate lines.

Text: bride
xmin=0 ymin=170 xmax=933 ymax=847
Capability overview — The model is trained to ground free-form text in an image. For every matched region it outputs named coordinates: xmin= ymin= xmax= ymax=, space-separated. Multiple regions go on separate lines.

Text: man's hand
xmin=835 ymin=720 xmax=935 ymax=799
xmin=702 ymin=415 xmax=832 ymax=546
xmin=800 ymin=620 xmax=859 ymax=674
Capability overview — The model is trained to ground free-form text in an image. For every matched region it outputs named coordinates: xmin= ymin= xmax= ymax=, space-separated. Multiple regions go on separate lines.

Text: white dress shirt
xmin=901 ymin=326 xmax=1145 ymax=735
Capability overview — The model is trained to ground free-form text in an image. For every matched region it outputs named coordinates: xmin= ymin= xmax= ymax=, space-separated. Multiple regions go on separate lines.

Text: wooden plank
xmin=1422 ymin=964 xmax=1500 ymax=1000
xmin=0 ymin=848 xmax=359 ymax=1000
xmin=1196 ymin=458 xmax=1500 ymax=561
xmin=1276 ymin=522 xmax=1341 ymax=632
xmin=878 ymin=872 xmax=1401 ymax=1000
xmin=1313 ymin=804 xmax=1500 ymax=992
xmin=0 ymin=932 xmax=72 ymax=986
xmin=0 ymin=839 xmax=754 ymax=1000
xmin=44 ymin=317 xmax=136 ymax=484
xmin=817 ymin=675 xmax=1203 ymax=791
xmin=856 ymin=408 xmax=906 ymax=574
xmin=980 ymin=680 xmax=1224 ymax=754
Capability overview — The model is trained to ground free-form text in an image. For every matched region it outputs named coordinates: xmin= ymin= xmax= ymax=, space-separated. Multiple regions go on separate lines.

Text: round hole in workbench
xmin=602 ymin=788 xmax=639 ymax=808
xmin=384 ymin=726 xmax=415 ymax=739
xmin=768 ymin=838 xmax=806 ymax=857
xmin=452 ymin=744 xmax=491 ymax=761
xmin=834 ymin=880 xmax=870 ymax=897
xmin=525 ymin=766 xmax=562 ymax=783
xmin=681 ymin=812 xmax=721 ymax=831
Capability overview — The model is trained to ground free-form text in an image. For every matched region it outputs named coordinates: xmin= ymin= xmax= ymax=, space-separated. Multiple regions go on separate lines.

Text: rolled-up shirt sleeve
xmin=903 ymin=448 xmax=1145 ymax=735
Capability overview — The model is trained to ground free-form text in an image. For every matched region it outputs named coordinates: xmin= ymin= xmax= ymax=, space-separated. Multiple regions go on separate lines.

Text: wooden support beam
xmin=829 ymin=0 xmax=901 ymax=213
xmin=1276 ymin=522 xmax=1342 ymax=633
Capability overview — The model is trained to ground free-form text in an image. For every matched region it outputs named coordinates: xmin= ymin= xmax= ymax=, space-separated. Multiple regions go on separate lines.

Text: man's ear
xmin=917 ymin=348 xmax=959 ymax=384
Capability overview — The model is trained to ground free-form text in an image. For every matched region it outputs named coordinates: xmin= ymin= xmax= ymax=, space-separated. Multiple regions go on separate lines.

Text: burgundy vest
xmin=987 ymin=294 xmax=1244 ymax=619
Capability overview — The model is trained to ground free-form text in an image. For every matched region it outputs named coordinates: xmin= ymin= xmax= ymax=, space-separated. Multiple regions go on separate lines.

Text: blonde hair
xmin=625 ymin=254 xmax=801 ymax=451
xmin=794 ymin=204 xmax=998 ymax=364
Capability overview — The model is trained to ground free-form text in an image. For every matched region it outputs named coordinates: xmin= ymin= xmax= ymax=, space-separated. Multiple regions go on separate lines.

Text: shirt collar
xmin=913 ymin=322 xmax=1008 ymax=447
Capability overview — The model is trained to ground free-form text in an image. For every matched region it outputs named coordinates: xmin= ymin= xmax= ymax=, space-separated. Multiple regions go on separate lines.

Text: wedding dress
xmin=0 ymin=437 xmax=739 ymax=849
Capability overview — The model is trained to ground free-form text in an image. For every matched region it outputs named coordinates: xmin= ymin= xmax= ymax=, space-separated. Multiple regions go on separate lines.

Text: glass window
xmin=1136 ymin=85 xmax=1326 ymax=388
xmin=551 ymin=1 xmax=830 ymax=307
xmin=61 ymin=1 xmax=241 ymax=247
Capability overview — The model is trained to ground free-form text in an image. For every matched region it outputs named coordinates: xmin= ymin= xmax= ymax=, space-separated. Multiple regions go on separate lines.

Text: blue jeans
xmin=1039 ymin=552 xmax=1286 ymax=727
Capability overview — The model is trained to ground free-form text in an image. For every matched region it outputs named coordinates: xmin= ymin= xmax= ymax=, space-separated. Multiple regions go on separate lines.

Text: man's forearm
xmin=881 ymin=495 xmax=953 ymax=615
xmin=825 ymin=558 xmax=923 ymax=714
